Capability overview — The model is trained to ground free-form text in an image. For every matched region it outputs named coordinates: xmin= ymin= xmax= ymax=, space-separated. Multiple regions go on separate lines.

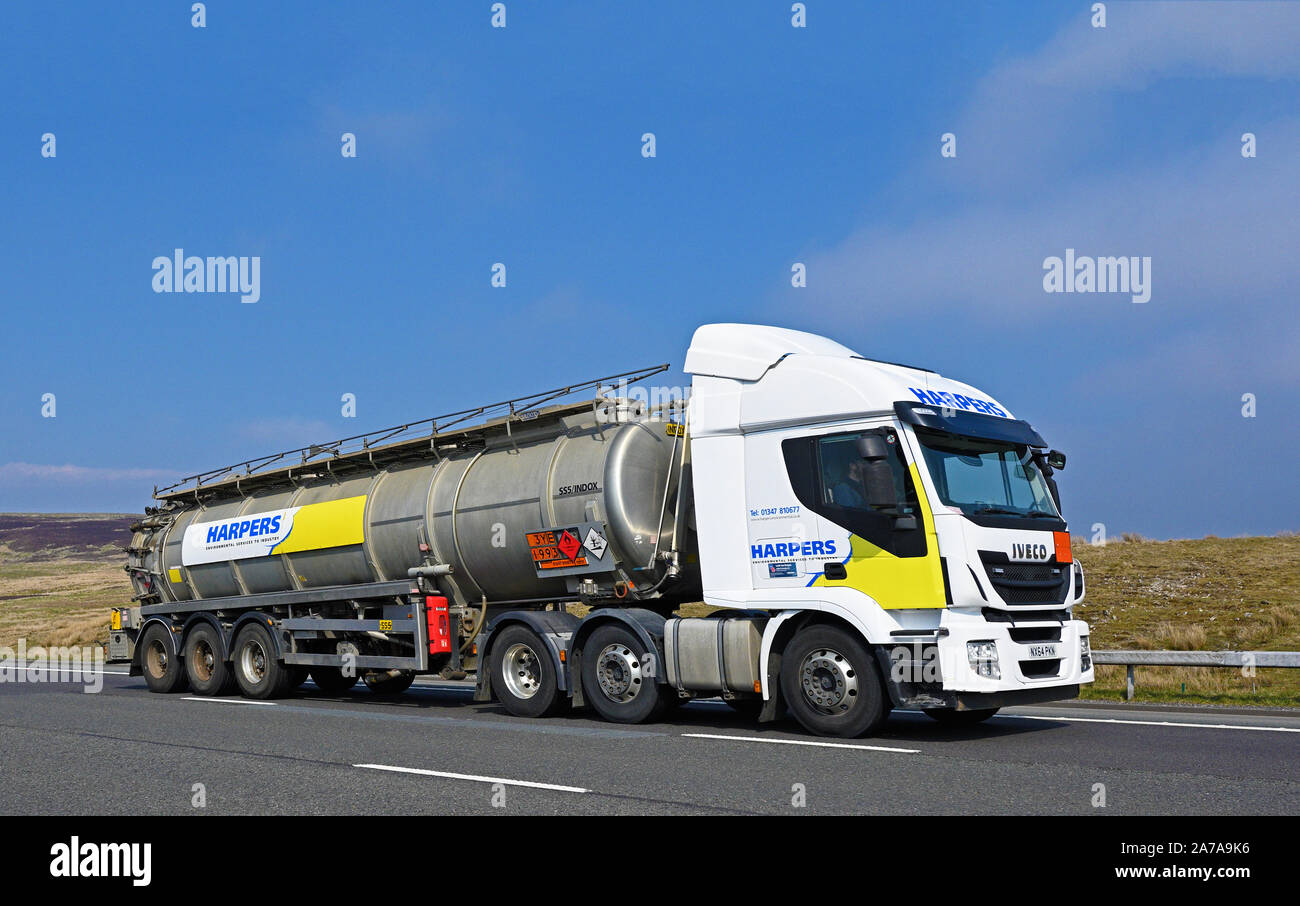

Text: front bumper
xmin=879 ymin=612 xmax=1093 ymax=709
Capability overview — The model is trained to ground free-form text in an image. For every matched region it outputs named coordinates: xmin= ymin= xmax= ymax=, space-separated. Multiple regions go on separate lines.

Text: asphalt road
xmin=1 ymin=666 xmax=1297 ymax=815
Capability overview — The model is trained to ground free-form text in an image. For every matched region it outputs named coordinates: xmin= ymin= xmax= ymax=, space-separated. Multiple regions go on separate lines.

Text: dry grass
xmin=0 ymin=557 xmax=132 ymax=650
xmin=0 ymin=514 xmax=136 ymax=650
xmin=1073 ymin=533 xmax=1300 ymax=705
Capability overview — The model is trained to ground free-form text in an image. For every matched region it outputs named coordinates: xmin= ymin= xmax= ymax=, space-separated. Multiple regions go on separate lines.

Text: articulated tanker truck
xmin=109 ymin=324 xmax=1093 ymax=737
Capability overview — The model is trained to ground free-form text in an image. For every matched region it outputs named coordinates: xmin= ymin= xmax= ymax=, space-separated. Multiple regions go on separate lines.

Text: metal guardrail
xmin=1092 ymin=650 xmax=1300 ymax=700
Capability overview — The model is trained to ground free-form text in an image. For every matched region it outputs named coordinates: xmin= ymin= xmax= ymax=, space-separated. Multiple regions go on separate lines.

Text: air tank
xmin=127 ymin=401 xmax=699 ymax=609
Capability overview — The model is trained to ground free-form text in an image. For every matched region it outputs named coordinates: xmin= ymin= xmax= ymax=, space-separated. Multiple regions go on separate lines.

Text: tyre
xmin=924 ymin=707 xmax=999 ymax=726
xmin=780 ymin=625 xmax=889 ymax=738
xmin=580 ymin=624 xmax=666 ymax=724
xmin=287 ymin=666 xmax=310 ymax=689
xmin=309 ymin=666 xmax=359 ymax=693
xmin=362 ymin=670 xmax=415 ymax=695
xmin=489 ymin=625 xmax=566 ymax=718
xmin=139 ymin=623 xmax=188 ymax=694
xmin=183 ymin=622 xmax=232 ymax=696
xmin=231 ymin=622 xmax=293 ymax=700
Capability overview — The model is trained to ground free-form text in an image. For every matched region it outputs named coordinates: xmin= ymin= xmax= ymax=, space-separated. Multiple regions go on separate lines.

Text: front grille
xmin=979 ymin=552 xmax=1070 ymax=607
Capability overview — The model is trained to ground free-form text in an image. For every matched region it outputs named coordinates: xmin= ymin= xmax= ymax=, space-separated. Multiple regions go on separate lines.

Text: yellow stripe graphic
xmin=273 ymin=495 xmax=367 ymax=555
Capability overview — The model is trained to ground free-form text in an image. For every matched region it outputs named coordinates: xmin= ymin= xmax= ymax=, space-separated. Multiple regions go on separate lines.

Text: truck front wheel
xmin=780 ymin=625 xmax=889 ymax=738
xmin=490 ymin=625 xmax=565 ymax=718
xmin=580 ymin=624 xmax=666 ymax=724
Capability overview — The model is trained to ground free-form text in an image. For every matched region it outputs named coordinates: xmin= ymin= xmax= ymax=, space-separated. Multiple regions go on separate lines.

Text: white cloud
xmin=0 ymin=463 xmax=176 ymax=484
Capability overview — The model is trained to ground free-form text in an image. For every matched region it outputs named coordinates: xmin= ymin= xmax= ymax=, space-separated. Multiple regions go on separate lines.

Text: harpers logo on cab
xmin=907 ymin=387 xmax=1008 ymax=418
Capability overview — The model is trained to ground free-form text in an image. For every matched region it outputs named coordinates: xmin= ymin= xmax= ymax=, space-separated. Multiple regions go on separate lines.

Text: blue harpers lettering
xmin=752 ymin=538 xmax=839 ymax=559
xmin=908 ymin=387 xmax=1007 ymax=418
xmin=203 ymin=513 xmax=285 ymax=547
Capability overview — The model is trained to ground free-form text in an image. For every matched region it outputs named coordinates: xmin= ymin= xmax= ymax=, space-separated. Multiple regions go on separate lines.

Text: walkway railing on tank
xmin=154 ymin=363 xmax=671 ymax=498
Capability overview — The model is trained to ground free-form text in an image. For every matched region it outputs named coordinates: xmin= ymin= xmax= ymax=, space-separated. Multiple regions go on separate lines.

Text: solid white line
xmin=353 ymin=763 xmax=590 ymax=793
xmin=1000 ymin=713 xmax=1300 ymax=733
xmin=182 ymin=696 xmax=277 ymax=706
xmin=682 ymin=733 xmax=919 ymax=754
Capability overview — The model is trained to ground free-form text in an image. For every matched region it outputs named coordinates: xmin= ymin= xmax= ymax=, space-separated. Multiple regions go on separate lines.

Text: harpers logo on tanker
xmin=180 ymin=495 xmax=367 ymax=567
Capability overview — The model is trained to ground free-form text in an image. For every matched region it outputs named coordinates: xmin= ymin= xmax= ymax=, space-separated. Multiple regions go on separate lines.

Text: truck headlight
xmin=966 ymin=640 xmax=1000 ymax=680
xmin=1080 ymin=635 xmax=1092 ymax=672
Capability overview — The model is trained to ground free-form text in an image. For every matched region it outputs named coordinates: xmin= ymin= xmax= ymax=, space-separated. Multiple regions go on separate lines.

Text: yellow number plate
xmin=110 ymin=610 xmax=122 ymax=630
xmin=379 ymin=620 xmax=393 ymax=631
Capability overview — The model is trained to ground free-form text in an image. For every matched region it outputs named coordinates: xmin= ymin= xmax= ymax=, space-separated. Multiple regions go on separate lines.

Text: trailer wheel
xmin=232 ymin=623 xmax=292 ymax=700
xmin=580 ymin=624 xmax=666 ymax=724
xmin=287 ymin=666 xmax=310 ymax=689
xmin=309 ymin=666 xmax=359 ymax=693
xmin=183 ymin=623 xmax=232 ymax=696
xmin=362 ymin=670 xmax=415 ymax=695
xmin=140 ymin=623 xmax=188 ymax=694
xmin=780 ymin=625 xmax=889 ymax=738
xmin=489 ymin=625 xmax=565 ymax=718
xmin=924 ymin=707 xmax=999 ymax=726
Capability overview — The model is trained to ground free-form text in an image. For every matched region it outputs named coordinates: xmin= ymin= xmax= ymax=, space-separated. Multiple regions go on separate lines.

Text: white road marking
xmin=998 ymin=713 xmax=1300 ymax=733
xmin=182 ymin=696 xmax=276 ymax=706
xmin=353 ymin=763 xmax=590 ymax=793
xmin=682 ymin=733 xmax=919 ymax=754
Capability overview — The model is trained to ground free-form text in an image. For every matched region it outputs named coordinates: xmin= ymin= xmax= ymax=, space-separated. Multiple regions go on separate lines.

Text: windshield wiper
xmin=1023 ymin=511 xmax=1059 ymax=519
xmin=971 ymin=506 xmax=1022 ymax=516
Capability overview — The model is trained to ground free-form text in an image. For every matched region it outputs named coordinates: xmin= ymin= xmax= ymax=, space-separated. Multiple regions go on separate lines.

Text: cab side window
xmin=782 ymin=428 xmax=925 ymax=558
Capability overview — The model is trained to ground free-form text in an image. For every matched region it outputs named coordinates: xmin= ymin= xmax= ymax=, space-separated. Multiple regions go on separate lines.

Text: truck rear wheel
xmin=580 ymin=624 xmax=666 ymax=724
xmin=183 ymin=623 xmax=232 ymax=696
xmin=140 ymin=623 xmax=188 ymax=694
xmin=924 ymin=707 xmax=999 ymax=726
xmin=490 ymin=625 xmax=565 ymax=718
xmin=232 ymin=623 xmax=292 ymax=700
xmin=780 ymin=625 xmax=889 ymax=738
xmin=309 ymin=666 xmax=359 ymax=693
xmin=362 ymin=670 xmax=415 ymax=695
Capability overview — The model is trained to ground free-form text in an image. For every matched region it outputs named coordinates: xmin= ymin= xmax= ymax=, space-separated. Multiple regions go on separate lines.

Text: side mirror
xmin=856 ymin=435 xmax=890 ymax=460
xmin=1046 ymin=449 xmax=1066 ymax=471
xmin=862 ymin=461 xmax=899 ymax=510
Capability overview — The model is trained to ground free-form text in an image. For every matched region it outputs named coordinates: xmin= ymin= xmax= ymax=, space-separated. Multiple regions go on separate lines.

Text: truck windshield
xmin=914 ymin=428 xmax=1060 ymax=519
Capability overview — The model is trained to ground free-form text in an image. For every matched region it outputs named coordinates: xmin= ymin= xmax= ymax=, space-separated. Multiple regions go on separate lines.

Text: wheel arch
xmin=473 ymin=610 xmax=580 ymax=703
xmin=568 ymin=608 xmax=667 ymax=708
xmin=133 ymin=616 xmax=183 ymax=670
xmin=181 ymin=612 xmax=230 ymax=662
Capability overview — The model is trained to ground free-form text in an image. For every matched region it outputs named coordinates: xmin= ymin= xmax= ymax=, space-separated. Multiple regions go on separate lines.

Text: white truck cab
xmin=683 ymin=323 xmax=1093 ymax=733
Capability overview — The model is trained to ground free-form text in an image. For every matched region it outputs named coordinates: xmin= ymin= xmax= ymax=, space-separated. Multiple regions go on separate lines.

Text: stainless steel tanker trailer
xmin=109 ymin=324 xmax=1093 ymax=738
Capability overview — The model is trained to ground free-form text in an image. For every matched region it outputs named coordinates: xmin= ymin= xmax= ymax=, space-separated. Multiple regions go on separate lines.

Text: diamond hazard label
xmin=557 ymin=530 xmax=582 ymax=561
xmin=582 ymin=527 xmax=608 ymax=560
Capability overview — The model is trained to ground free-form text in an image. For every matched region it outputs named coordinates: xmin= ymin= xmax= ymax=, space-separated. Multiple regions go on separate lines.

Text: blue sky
xmin=1 ymin=1 xmax=1296 ymax=539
